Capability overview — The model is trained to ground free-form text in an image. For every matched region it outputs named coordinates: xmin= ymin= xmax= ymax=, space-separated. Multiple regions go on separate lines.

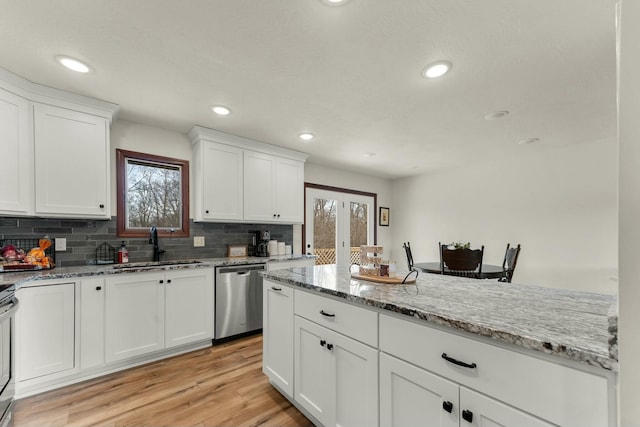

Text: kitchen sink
xmin=112 ymin=260 xmax=203 ymax=269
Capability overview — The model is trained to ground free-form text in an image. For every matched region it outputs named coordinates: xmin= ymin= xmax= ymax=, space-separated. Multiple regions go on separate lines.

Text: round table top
xmin=413 ymin=262 xmax=504 ymax=279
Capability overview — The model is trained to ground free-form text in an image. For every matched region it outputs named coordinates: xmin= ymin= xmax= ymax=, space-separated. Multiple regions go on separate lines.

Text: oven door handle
xmin=0 ymin=297 xmax=19 ymax=321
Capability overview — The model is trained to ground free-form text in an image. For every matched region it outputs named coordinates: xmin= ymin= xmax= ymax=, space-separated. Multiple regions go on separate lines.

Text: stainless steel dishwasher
xmin=215 ymin=263 xmax=266 ymax=340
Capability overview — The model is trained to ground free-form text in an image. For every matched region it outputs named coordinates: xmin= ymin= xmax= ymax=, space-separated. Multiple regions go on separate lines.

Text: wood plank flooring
xmin=13 ymin=334 xmax=313 ymax=427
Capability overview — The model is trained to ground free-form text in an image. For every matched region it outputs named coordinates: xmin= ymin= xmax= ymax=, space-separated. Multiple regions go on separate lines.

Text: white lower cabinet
xmin=380 ymin=352 xmax=459 ymax=427
xmin=105 ymin=268 xmax=214 ymax=362
xmin=380 ymin=352 xmax=555 ymax=427
xmin=80 ymin=277 xmax=105 ymax=369
xmin=16 ymin=283 xmax=76 ymax=381
xmin=105 ymin=271 xmax=165 ymax=362
xmin=263 ymin=280 xmax=294 ymax=397
xmin=294 ymin=315 xmax=378 ymax=427
xmin=165 ymin=268 xmax=214 ymax=348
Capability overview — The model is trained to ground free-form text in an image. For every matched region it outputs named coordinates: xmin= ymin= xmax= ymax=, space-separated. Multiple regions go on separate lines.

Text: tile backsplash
xmin=0 ymin=217 xmax=293 ymax=267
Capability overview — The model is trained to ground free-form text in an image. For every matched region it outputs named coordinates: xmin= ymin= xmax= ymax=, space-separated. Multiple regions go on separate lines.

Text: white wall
xmin=110 ymin=119 xmax=193 ymax=215
xmin=303 ymin=163 xmax=394 ymax=260
xmin=618 ymin=1 xmax=639 ymax=423
xmin=391 ymin=137 xmax=618 ymax=294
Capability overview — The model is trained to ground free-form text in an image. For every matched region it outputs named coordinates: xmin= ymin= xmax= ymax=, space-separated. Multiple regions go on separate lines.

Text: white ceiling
xmin=0 ymin=0 xmax=617 ymax=179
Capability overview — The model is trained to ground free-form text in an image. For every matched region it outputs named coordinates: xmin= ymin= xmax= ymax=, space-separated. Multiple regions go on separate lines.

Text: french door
xmin=305 ymin=187 xmax=375 ymax=266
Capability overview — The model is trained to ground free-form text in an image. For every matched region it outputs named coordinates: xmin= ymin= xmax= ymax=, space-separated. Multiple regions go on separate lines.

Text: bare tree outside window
xmin=116 ymin=150 xmax=189 ymax=238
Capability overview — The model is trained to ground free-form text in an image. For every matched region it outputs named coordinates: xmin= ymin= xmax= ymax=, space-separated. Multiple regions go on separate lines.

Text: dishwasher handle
xmin=216 ymin=264 xmax=266 ymax=275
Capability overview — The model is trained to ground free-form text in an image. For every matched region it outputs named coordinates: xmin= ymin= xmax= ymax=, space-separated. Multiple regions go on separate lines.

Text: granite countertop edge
xmin=263 ymin=269 xmax=618 ymax=372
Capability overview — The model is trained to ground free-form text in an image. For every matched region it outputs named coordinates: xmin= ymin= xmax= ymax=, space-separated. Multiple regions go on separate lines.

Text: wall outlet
xmin=193 ymin=236 xmax=205 ymax=247
xmin=56 ymin=238 xmax=67 ymax=251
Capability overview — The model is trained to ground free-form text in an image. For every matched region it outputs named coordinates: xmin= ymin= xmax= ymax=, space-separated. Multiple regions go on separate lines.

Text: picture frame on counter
xmin=227 ymin=244 xmax=248 ymax=258
xmin=379 ymin=207 xmax=390 ymax=226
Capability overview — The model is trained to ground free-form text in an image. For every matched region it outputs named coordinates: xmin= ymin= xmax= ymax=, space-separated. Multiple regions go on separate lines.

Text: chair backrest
xmin=500 ymin=243 xmax=521 ymax=282
xmin=439 ymin=242 xmax=484 ymax=278
xmin=402 ymin=242 xmax=414 ymax=270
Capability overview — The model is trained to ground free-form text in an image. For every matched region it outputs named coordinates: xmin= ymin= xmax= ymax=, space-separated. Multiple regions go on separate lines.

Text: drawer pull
xmin=271 ymin=286 xmax=282 ymax=291
xmin=462 ymin=409 xmax=473 ymax=423
xmin=320 ymin=339 xmax=326 ymax=347
xmin=441 ymin=353 xmax=477 ymax=369
xmin=320 ymin=310 xmax=335 ymax=318
xmin=327 ymin=343 xmax=334 ymax=350
xmin=442 ymin=401 xmax=453 ymax=413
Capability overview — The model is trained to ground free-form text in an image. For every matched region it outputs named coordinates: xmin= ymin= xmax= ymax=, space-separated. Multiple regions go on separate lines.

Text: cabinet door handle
xmin=442 ymin=401 xmax=453 ymax=413
xmin=271 ymin=286 xmax=282 ymax=291
xmin=159 ymin=280 xmax=164 ymax=284
xmin=462 ymin=410 xmax=473 ymax=423
xmin=327 ymin=343 xmax=334 ymax=350
xmin=277 ymin=214 xmax=280 ymax=218
xmin=167 ymin=279 xmax=172 ymax=283
xmin=441 ymin=353 xmax=477 ymax=369
xmin=206 ymin=210 xmax=210 ymax=214
xmin=320 ymin=339 xmax=326 ymax=347
xmin=96 ymin=286 xmax=102 ymax=291
xmin=320 ymin=310 xmax=335 ymax=318
xmin=273 ymin=214 xmax=277 ymax=217
xmin=99 ymin=204 xmax=105 ymax=208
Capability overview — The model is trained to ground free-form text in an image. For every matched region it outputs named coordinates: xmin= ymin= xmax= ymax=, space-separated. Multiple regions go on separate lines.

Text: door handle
xmin=320 ymin=310 xmax=335 ymax=318
xmin=441 ymin=353 xmax=477 ymax=369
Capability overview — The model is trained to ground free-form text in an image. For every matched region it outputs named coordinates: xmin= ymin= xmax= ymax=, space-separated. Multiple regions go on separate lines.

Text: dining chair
xmin=499 ymin=243 xmax=521 ymax=283
xmin=402 ymin=242 xmax=415 ymax=270
xmin=439 ymin=242 xmax=484 ymax=278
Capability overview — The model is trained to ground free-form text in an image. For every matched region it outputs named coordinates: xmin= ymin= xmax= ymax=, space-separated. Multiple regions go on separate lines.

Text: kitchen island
xmin=261 ymin=264 xmax=618 ymax=427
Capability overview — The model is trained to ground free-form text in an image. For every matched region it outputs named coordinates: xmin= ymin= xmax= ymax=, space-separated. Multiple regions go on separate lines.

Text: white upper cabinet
xmin=0 ymin=68 xmax=118 ymax=219
xmin=193 ymin=139 xmax=244 ymax=221
xmin=34 ymin=104 xmax=110 ymax=218
xmin=190 ymin=126 xmax=308 ymax=224
xmin=0 ymin=86 xmax=32 ymax=216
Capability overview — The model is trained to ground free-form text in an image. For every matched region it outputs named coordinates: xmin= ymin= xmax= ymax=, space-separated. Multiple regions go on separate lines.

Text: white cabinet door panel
xmin=34 ymin=103 xmax=109 ymax=218
xmin=80 ymin=277 xmax=105 ymax=369
xmin=274 ymin=158 xmax=303 ymax=223
xmin=0 ymin=87 xmax=32 ymax=215
xmin=263 ymin=281 xmax=294 ymax=397
xmin=16 ymin=283 xmax=75 ymax=381
xmin=199 ymin=141 xmax=243 ymax=221
xmin=165 ymin=269 xmax=214 ymax=348
xmin=105 ymin=272 xmax=165 ymax=362
xmin=243 ymin=150 xmax=276 ymax=221
xmin=380 ymin=352 xmax=459 ymax=427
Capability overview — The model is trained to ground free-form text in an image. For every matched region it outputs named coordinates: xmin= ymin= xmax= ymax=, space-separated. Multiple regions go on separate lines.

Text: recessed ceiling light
xmin=211 ymin=105 xmax=231 ymax=116
xmin=363 ymin=152 xmax=376 ymax=158
xmin=422 ymin=61 xmax=451 ymax=79
xmin=321 ymin=0 xmax=348 ymax=5
xmin=299 ymin=133 xmax=314 ymax=141
xmin=518 ymin=138 xmax=540 ymax=145
xmin=55 ymin=55 xmax=92 ymax=73
xmin=484 ymin=111 xmax=510 ymax=120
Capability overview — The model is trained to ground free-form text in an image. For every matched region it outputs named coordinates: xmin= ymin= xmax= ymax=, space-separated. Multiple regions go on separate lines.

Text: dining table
xmin=413 ymin=261 xmax=505 ymax=279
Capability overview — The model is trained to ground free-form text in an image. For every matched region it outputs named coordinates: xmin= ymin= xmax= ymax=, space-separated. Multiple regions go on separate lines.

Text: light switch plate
xmin=194 ymin=236 xmax=205 ymax=247
xmin=56 ymin=238 xmax=67 ymax=251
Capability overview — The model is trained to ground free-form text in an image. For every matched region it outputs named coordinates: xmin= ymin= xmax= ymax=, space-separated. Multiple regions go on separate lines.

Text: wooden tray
xmin=350 ymin=272 xmax=416 ymax=284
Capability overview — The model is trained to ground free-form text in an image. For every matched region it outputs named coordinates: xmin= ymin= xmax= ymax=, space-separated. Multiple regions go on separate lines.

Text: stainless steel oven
xmin=0 ymin=284 xmax=17 ymax=427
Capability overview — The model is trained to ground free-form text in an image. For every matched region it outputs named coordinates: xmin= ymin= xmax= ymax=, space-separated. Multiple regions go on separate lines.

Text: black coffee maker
xmin=252 ymin=230 xmax=270 ymax=257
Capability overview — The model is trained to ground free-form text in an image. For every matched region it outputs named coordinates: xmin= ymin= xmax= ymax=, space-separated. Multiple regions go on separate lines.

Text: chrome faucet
xmin=149 ymin=226 xmax=165 ymax=262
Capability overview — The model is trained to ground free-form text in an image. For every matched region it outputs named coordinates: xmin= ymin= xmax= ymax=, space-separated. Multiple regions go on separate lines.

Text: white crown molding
xmin=189 ymin=125 xmax=309 ymax=162
xmin=0 ymin=67 xmax=119 ymax=122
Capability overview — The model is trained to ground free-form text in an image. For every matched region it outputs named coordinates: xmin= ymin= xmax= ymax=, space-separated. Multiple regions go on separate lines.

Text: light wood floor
xmin=13 ymin=334 xmax=313 ymax=427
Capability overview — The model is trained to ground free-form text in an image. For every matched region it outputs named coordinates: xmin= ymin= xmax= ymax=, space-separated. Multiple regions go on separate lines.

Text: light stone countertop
xmin=262 ymin=264 xmax=618 ymax=371
xmin=0 ymin=254 xmax=314 ymax=287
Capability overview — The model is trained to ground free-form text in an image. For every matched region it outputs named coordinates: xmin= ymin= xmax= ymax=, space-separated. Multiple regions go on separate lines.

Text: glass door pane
xmin=313 ymin=197 xmax=337 ymax=265
xmin=349 ymin=201 xmax=369 ymax=265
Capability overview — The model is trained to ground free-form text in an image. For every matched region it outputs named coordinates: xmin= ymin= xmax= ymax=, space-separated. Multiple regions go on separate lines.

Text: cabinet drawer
xmin=380 ymin=314 xmax=609 ymax=427
xmin=294 ymin=290 xmax=377 ymax=347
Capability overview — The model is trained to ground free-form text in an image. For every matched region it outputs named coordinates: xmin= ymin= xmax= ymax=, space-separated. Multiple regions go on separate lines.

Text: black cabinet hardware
xmin=271 ymin=286 xmax=282 ymax=291
xmin=441 ymin=353 xmax=477 ymax=369
xmin=273 ymin=214 xmax=277 ymax=217
xmin=205 ymin=210 xmax=210 ymax=214
xmin=159 ymin=280 xmax=164 ymax=284
xmin=320 ymin=340 xmax=326 ymax=347
xmin=99 ymin=204 xmax=104 ymax=208
xmin=442 ymin=401 xmax=453 ymax=413
xmin=167 ymin=279 xmax=171 ymax=283
xmin=277 ymin=214 xmax=280 ymax=217
xmin=96 ymin=286 xmax=102 ymax=291
xmin=320 ymin=310 xmax=335 ymax=317
xmin=462 ymin=410 xmax=473 ymax=423
xmin=327 ymin=343 xmax=334 ymax=350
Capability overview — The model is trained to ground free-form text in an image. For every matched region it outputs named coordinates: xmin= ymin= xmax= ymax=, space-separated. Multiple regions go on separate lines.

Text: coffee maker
xmin=252 ymin=230 xmax=270 ymax=257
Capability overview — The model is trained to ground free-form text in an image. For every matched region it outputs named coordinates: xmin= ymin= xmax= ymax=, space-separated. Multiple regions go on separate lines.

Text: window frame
xmin=116 ymin=149 xmax=190 ymax=238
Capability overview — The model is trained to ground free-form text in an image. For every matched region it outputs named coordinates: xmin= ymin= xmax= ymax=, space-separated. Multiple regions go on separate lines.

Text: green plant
xmin=447 ymin=241 xmax=471 ymax=249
